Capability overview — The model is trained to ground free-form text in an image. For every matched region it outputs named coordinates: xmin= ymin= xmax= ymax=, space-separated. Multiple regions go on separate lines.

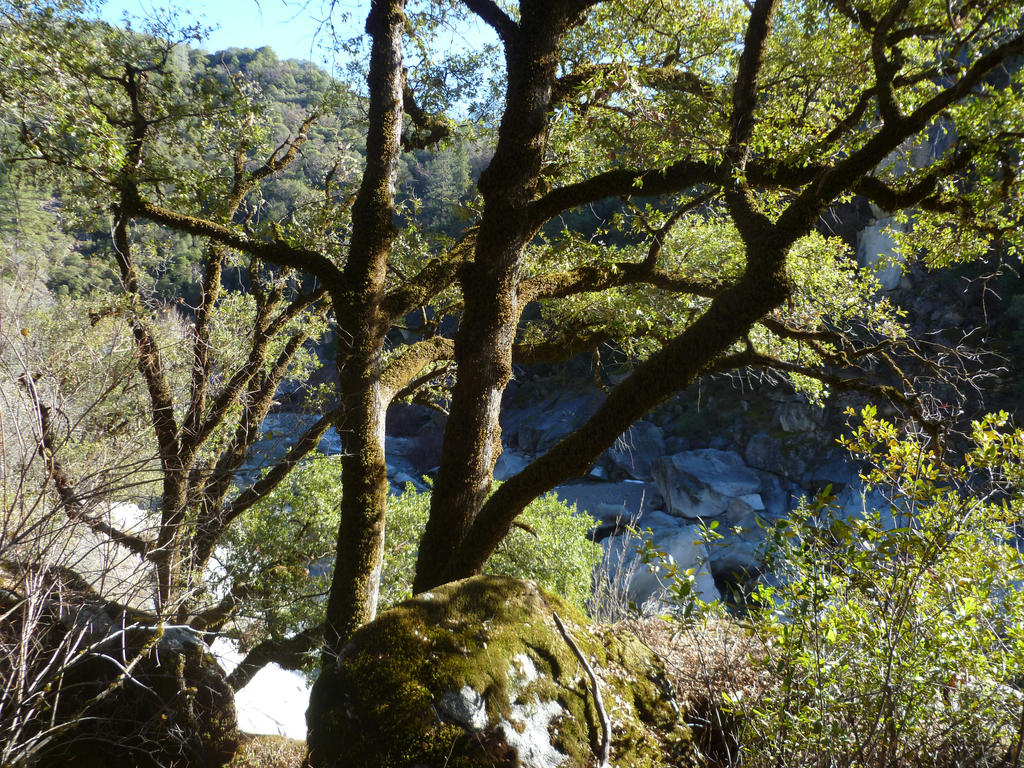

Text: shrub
xmin=223 ymin=454 xmax=602 ymax=666
xmin=647 ymin=409 xmax=1024 ymax=768
xmin=740 ymin=409 xmax=1024 ymax=768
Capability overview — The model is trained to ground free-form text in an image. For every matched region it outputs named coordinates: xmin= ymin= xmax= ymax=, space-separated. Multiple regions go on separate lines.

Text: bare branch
xmin=461 ymin=0 xmax=517 ymax=43
xmin=20 ymin=380 xmax=154 ymax=560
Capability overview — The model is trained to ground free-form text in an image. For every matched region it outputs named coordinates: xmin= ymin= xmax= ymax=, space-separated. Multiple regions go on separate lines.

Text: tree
xmin=3 ymin=0 xmax=1023 ymax=760
xmin=0 ymin=6 xmax=339 ymax=681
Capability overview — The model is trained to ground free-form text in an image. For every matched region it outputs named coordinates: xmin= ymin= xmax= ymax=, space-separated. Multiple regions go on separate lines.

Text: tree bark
xmin=414 ymin=0 xmax=589 ymax=593
xmin=306 ymin=0 xmax=405 ymax=761
xmin=317 ymin=0 xmax=405 ymax=655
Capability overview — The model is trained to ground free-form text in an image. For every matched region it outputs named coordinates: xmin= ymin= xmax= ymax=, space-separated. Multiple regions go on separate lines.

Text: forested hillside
xmin=2 ymin=41 xmax=488 ymax=304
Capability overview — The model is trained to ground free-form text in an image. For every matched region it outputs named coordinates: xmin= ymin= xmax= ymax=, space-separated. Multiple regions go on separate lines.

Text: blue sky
xmin=99 ymin=0 xmax=361 ymax=63
xmin=98 ymin=1 xmax=495 ymax=67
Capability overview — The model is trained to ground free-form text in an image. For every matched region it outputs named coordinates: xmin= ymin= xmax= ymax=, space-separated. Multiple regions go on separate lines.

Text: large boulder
xmin=604 ymin=421 xmax=666 ymax=481
xmin=39 ymin=623 xmax=239 ymax=768
xmin=0 ymin=564 xmax=238 ymax=768
xmin=601 ymin=523 xmax=720 ymax=608
xmin=306 ymin=575 xmax=691 ymax=768
xmin=511 ymin=392 xmax=602 ymax=456
xmin=652 ymin=449 xmax=762 ymax=521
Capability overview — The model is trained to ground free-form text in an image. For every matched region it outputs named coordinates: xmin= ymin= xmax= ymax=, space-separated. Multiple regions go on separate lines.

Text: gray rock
xmin=605 ymin=421 xmax=666 ymax=480
xmin=553 ymin=479 xmax=656 ymax=523
xmin=664 ymin=435 xmax=690 ymax=454
xmin=494 ymin=450 xmax=530 ymax=481
xmin=834 ymin=483 xmax=895 ymax=529
xmin=755 ymin=472 xmax=791 ymax=520
xmin=807 ymin=453 xmax=858 ymax=493
xmin=745 ymin=432 xmax=787 ymax=475
xmin=438 ymin=685 xmax=488 ymax=731
xmin=775 ymin=402 xmax=821 ymax=434
xmin=601 ymin=524 xmax=720 ymax=607
xmin=514 ymin=392 xmax=601 ymax=455
xmin=708 ymin=537 xmax=763 ymax=577
xmin=652 ymin=449 xmax=762 ymax=520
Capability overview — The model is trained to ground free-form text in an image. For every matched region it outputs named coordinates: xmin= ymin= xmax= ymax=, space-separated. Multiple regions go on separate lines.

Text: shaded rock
xmin=32 ymin=625 xmax=234 ymax=768
xmin=775 ymin=401 xmax=821 ymax=434
xmin=744 ymin=432 xmax=787 ymax=476
xmin=807 ymin=452 xmax=858 ymax=494
xmin=386 ymin=433 xmax=444 ymax=477
xmin=754 ymin=471 xmax=791 ymax=520
xmin=652 ymin=449 xmax=761 ymax=520
xmin=513 ymin=392 xmax=602 ymax=456
xmin=602 ymin=525 xmax=720 ymax=607
xmin=385 ymin=402 xmax=437 ymax=436
xmin=708 ymin=538 xmax=763 ymax=582
xmin=553 ymin=480 xmax=656 ymax=525
xmin=604 ymin=421 xmax=665 ymax=480
xmin=1 ymin=564 xmax=237 ymax=768
xmin=495 ymin=450 xmax=530 ymax=481
xmin=305 ymin=575 xmax=691 ymax=768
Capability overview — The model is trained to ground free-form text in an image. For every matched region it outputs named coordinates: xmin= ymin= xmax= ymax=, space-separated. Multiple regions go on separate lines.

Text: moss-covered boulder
xmin=36 ymin=623 xmax=239 ymax=768
xmin=306 ymin=575 xmax=691 ymax=768
xmin=1 ymin=562 xmax=237 ymax=768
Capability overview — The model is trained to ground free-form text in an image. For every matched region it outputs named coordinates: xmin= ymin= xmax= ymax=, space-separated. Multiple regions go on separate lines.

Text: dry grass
xmin=620 ymin=614 xmax=770 ymax=766
xmin=228 ymin=733 xmax=306 ymax=768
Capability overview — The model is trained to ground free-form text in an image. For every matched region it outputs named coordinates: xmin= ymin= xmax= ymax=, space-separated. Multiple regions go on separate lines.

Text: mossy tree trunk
xmin=320 ymin=0 xmax=406 ymax=652
xmin=414 ymin=0 xmax=598 ymax=593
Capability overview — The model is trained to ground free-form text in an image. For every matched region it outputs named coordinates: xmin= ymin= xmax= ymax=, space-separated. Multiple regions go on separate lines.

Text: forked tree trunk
xmin=414 ymin=0 xmax=591 ymax=593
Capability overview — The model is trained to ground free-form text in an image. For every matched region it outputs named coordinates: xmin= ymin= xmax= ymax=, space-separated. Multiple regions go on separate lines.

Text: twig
xmin=553 ymin=612 xmax=610 ymax=768
xmin=1012 ymin=695 xmax=1024 ymax=768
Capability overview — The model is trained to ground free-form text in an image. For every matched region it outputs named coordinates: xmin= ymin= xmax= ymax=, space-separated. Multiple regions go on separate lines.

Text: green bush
xmin=648 ymin=408 xmax=1024 ymax=768
xmin=740 ymin=409 xmax=1024 ymax=768
xmin=223 ymin=453 xmax=602 ymax=665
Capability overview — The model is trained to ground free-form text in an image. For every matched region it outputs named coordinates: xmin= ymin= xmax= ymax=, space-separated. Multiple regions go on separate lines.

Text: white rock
xmin=212 ymin=638 xmax=309 ymax=740
xmin=498 ymin=653 xmax=567 ymax=768
xmin=602 ymin=524 xmax=720 ymax=606
xmin=439 ymin=685 xmax=488 ymax=731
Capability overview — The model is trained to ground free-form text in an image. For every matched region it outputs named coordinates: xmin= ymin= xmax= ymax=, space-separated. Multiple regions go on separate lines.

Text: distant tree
xmin=3 ymin=1 xmax=1023 ymax=762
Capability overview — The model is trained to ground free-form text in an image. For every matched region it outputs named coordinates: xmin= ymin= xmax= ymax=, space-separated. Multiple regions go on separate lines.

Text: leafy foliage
xmin=223 ymin=454 xmax=602 ymax=660
xmin=738 ymin=409 xmax=1024 ymax=767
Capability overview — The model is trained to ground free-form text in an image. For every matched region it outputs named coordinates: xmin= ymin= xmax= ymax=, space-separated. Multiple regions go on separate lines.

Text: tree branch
xmin=191 ymin=404 xmax=346 ymax=570
xmin=22 ymin=378 xmax=154 ymax=560
xmin=461 ymin=0 xmax=517 ymax=43
xmin=776 ymin=28 xmax=1024 ymax=239
xmin=511 ymin=332 xmax=613 ymax=365
xmin=728 ymin=0 xmax=780 ymax=156
xmin=189 ymin=581 xmax=252 ymax=633
xmin=528 ymin=160 xmax=721 ymax=226
xmin=380 ymin=336 xmax=455 ymax=401
xmin=226 ymin=627 xmax=320 ymax=691
xmin=119 ymin=187 xmax=346 ymax=295
xmin=552 ymin=64 xmax=717 ymax=105
xmin=402 ymin=76 xmax=451 ymax=151
xmin=381 ymin=228 xmax=477 ymax=321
